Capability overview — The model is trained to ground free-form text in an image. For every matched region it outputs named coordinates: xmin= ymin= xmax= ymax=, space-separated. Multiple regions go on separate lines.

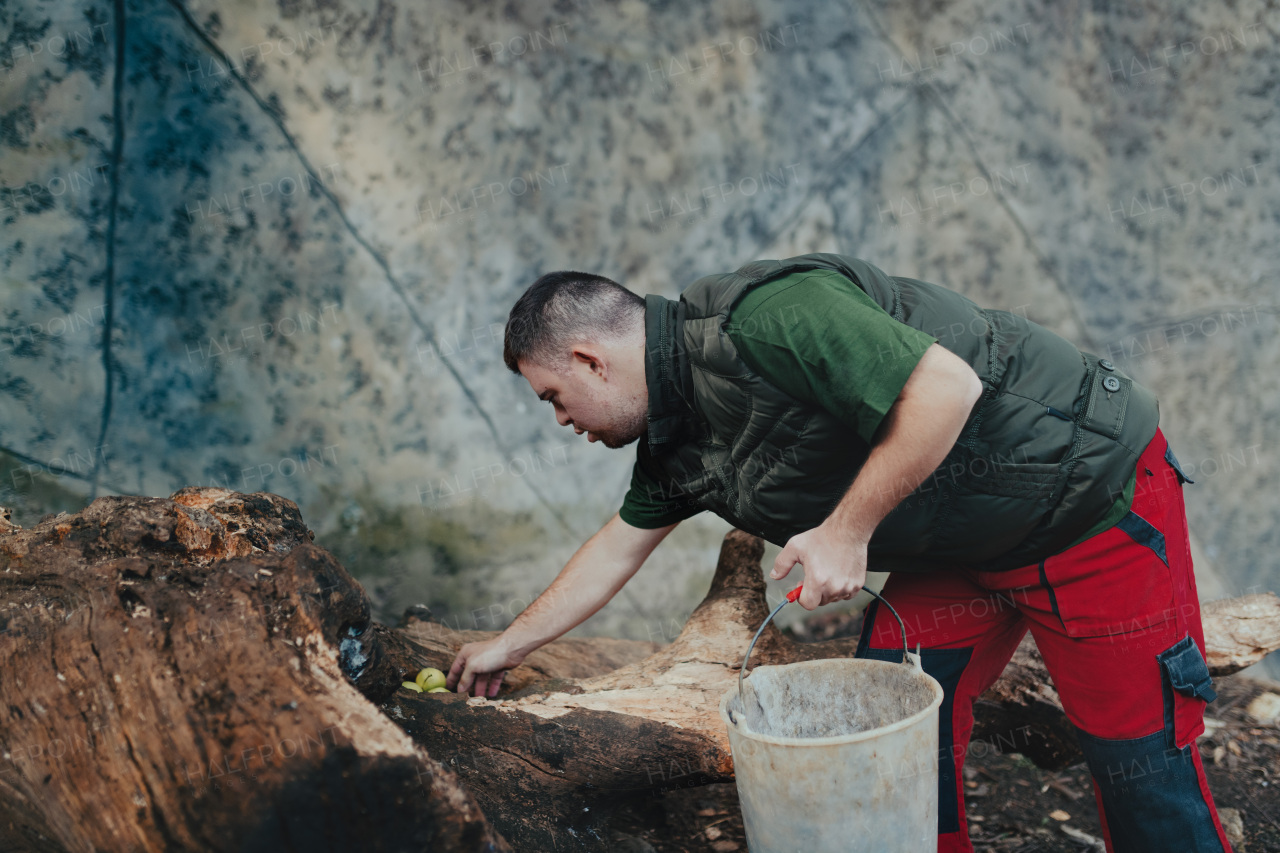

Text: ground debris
xmin=1059 ymin=824 xmax=1105 ymax=850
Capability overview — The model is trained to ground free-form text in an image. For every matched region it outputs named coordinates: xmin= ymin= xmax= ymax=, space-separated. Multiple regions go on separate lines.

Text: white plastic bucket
xmin=720 ymin=591 xmax=944 ymax=852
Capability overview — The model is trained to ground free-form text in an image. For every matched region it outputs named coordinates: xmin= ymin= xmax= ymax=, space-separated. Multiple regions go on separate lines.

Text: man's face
xmin=519 ymin=347 xmax=647 ymax=449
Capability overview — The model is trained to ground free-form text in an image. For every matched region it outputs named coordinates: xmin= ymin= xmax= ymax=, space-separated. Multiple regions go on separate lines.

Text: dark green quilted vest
xmin=637 ymin=252 xmax=1160 ymax=572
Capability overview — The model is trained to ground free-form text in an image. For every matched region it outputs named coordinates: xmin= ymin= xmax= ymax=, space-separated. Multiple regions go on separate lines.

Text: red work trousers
xmin=856 ymin=427 xmax=1233 ymax=853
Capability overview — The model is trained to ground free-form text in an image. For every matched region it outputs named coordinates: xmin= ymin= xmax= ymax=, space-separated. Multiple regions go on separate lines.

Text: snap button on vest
xmin=1103 ymin=376 xmax=1121 ymax=392
xmin=1099 ymin=358 xmax=1115 ymax=371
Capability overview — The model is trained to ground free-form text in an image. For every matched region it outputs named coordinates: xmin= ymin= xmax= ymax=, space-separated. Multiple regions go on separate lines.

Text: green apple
xmin=427 ymin=686 xmax=450 ymax=693
xmin=401 ymin=681 xmax=423 ymax=693
xmin=415 ymin=667 xmax=447 ymax=691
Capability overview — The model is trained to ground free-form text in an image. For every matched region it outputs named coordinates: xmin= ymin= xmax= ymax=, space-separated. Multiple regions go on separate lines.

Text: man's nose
xmin=555 ymin=410 xmax=572 ymax=428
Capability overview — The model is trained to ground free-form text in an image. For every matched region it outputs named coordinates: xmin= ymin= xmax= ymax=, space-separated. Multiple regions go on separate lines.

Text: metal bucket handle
xmin=738 ymin=584 xmax=914 ymax=700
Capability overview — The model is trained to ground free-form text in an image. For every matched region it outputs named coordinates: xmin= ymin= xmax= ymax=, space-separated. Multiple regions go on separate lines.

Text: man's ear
xmin=572 ymin=346 xmax=606 ymax=376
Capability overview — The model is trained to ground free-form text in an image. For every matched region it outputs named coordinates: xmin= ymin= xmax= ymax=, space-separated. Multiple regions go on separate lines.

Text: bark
xmin=0 ymin=489 xmax=505 ymax=853
xmin=4 ymin=491 xmax=1277 ymax=852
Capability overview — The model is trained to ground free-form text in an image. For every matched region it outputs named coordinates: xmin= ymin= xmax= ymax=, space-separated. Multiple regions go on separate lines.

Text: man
xmin=446 ymin=252 xmax=1232 ymax=853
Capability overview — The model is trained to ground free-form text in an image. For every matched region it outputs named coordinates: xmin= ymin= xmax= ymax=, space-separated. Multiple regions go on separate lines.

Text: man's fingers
xmin=798 ymin=583 xmax=822 ymax=611
xmin=472 ymin=673 xmax=490 ymax=699
xmin=446 ymin=650 xmax=468 ymax=689
xmin=771 ymin=548 xmax=798 ymax=580
xmin=487 ymin=671 xmax=506 ymax=699
xmin=456 ymin=660 xmax=477 ymax=696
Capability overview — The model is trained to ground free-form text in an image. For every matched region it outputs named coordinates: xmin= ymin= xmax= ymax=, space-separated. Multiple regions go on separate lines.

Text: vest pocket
xmin=966 ymin=459 xmax=1061 ymax=501
xmin=929 ymin=449 xmax=1062 ymax=561
xmin=1079 ymin=360 xmax=1139 ymax=443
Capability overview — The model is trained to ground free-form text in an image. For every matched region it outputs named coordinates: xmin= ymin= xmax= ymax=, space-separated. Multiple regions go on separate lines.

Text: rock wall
xmin=2 ymin=0 xmax=1277 ymax=673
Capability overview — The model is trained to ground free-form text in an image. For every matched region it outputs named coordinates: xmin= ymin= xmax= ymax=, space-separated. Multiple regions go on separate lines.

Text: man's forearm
xmin=498 ymin=513 xmax=672 ymax=658
xmin=825 ymin=344 xmax=983 ymax=543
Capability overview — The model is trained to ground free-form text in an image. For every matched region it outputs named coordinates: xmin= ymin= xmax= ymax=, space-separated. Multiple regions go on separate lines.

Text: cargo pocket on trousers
xmin=1159 ymin=634 xmax=1217 ymax=704
xmin=1157 ymin=634 xmax=1217 ymax=750
xmin=1039 ymin=510 xmax=1176 ymax=638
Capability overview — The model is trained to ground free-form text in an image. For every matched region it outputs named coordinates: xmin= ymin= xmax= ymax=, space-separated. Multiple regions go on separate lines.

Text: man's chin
xmin=598 ymin=431 xmax=642 ymax=449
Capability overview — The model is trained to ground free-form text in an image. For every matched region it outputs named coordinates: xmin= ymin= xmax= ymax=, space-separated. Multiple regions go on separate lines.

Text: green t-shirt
xmin=616 ymin=268 xmax=1136 ymax=551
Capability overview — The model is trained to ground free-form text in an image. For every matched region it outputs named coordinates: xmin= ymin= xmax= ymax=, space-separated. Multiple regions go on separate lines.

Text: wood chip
xmin=1046 ymin=778 xmax=1083 ymax=801
xmin=705 ymin=826 xmax=722 ymax=840
xmin=1246 ymin=692 xmax=1280 ymax=725
xmin=1217 ymin=807 xmax=1245 ymax=847
xmin=1060 ymin=824 xmax=1106 ymax=851
xmin=1049 ymin=809 xmax=1071 ymax=821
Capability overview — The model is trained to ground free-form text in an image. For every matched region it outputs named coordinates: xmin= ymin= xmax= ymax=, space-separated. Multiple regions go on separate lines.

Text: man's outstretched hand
xmin=446 ymin=637 xmax=526 ymax=698
xmin=771 ymin=521 xmax=869 ymax=611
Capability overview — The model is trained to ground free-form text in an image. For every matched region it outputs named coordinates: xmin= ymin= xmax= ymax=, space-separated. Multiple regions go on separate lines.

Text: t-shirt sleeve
xmin=725 ymin=269 xmax=939 ymax=445
xmin=617 ymin=453 xmax=702 ymax=529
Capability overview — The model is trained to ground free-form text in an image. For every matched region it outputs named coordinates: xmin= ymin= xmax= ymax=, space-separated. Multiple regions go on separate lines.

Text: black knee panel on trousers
xmin=1075 ymin=634 xmax=1225 ymax=853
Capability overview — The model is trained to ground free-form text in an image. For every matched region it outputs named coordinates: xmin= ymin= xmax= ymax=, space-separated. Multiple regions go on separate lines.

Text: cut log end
xmin=1203 ymin=592 xmax=1280 ymax=675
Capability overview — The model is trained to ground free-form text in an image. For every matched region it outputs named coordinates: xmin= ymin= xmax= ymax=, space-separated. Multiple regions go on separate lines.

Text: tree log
xmin=4 ymin=491 xmax=1277 ymax=852
xmin=383 ymin=530 xmax=1280 ymax=847
xmin=1203 ymin=593 xmax=1280 ymax=674
xmin=0 ymin=489 xmax=505 ymax=853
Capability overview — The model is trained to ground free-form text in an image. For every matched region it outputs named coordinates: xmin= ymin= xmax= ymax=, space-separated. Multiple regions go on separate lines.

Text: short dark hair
xmin=503 ymin=271 xmax=644 ymax=374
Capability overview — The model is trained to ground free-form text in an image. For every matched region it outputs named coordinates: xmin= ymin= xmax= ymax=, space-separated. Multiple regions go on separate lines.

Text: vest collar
xmin=642 ymin=294 xmax=698 ymax=455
